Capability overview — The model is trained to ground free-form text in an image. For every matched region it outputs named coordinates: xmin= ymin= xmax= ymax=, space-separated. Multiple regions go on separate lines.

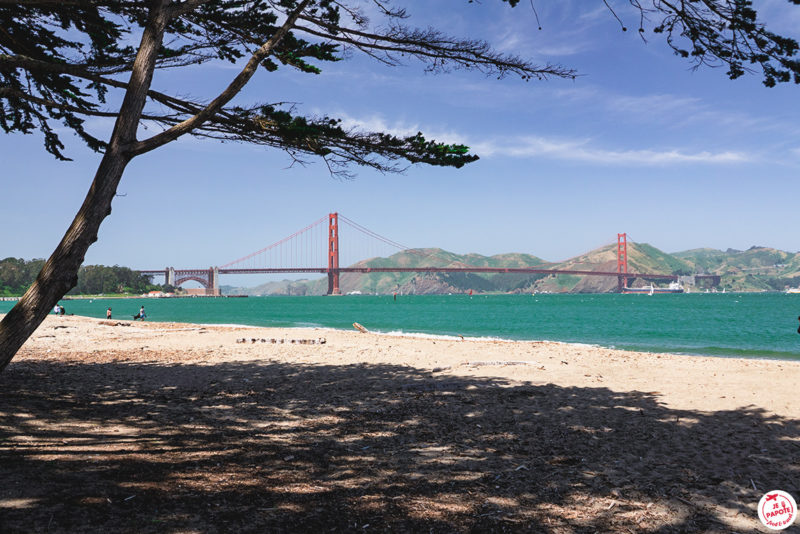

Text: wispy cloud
xmin=608 ymin=93 xmax=703 ymax=117
xmin=472 ymin=136 xmax=749 ymax=165
xmin=334 ymin=112 xmax=750 ymax=166
xmin=599 ymin=90 xmax=784 ymax=133
xmin=336 ymin=113 xmax=463 ymax=144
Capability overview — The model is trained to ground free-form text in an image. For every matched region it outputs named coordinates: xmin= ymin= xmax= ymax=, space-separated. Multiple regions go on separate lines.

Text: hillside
xmin=519 ymin=242 xmax=694 ymax=294
xmin=230 ymin=242 xmax=694 ymax=295
xmin=674 ymin=246 xmax=800 ymax=291
xmin=224 ymin=242 xmax=800 ymax=296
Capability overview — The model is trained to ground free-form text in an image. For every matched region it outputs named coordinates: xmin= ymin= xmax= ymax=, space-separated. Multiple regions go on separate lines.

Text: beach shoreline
xmin=7 ymin=313 xmax=799 ymax=418
xmin=2 ymin=313 xmax=798 ymax=532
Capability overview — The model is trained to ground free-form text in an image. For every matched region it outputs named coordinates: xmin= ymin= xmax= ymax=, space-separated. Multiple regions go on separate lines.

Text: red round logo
xmin=758 ymin=491 xmax=797 ymax=530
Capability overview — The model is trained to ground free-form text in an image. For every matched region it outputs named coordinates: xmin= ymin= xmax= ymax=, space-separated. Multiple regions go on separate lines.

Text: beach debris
xmin=431 ymin=366 xmax=451 ymax=373
xmin=235 ymin=337 xmax=326 ymax=345
xmin=98 ymin=321 xmax=131 ymax=327
xmin=353 ymin=322 xmax=369 ymax=334
xmin=462 ymin=361 xmax=540 ymax=367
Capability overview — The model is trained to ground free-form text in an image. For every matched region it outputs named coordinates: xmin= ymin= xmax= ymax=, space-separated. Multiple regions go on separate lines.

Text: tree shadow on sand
xmin=1 ymin=358 xmax=798 ymax=533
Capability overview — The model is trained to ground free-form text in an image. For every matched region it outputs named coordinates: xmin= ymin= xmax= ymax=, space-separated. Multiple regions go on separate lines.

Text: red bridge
xmin=139 ymin=213 xmax=717 ymax=295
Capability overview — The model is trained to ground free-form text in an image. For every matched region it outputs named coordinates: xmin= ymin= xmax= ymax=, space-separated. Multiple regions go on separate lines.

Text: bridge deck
xmin=140 ymin=267 xmax=676 ymax=279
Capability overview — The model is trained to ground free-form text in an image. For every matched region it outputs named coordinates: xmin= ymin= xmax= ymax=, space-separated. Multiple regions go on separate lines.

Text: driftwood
xmin=352 ymin=322 xmax=369 ymax=334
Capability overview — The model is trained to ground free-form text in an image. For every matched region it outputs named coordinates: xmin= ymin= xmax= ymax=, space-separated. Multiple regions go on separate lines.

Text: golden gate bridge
xmin=138 ymin=213 xmax=718 ymax=295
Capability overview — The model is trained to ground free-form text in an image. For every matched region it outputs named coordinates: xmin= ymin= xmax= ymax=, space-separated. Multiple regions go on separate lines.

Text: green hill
xmin=674 ymin=246 xmax=800 ymax=291
xmin=527 ymin=242 xmax=693 ymax=294
xmin=337 ymin=249 xmax=550 ymax=295
xmin=227 ymin=242 xmax=800 ymax=296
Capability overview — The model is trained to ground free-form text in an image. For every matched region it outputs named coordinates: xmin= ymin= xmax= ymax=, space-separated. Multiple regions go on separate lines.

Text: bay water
xmin=3 ymin=293 xmax=800 ymax=361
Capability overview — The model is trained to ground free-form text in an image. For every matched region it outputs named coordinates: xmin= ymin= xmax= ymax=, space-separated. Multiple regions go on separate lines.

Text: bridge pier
xmin=211 ymin=267 xmax=220 ymax=296
xmin=617 ymin=275 xmax=627 ymax=293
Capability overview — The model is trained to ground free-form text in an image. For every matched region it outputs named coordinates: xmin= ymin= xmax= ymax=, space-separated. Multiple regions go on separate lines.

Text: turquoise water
xmin=3 ymin=293 xmax=800 ymax=360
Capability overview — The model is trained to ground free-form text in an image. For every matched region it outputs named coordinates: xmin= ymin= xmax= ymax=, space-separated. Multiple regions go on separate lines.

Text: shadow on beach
xmin=1 ymin=356 xmax=798 ymax=533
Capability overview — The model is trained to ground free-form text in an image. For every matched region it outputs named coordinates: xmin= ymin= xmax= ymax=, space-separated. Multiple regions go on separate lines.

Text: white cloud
xmin=327 ymin=113 xmax=751 ymax=166
xmin=473 ymin=136 xmax=749 ymax=165
xmin=336 ymin=113 xmax=463 ymax=144
xmin=609 ymin=93 xmax=703 ymax=117
xmin=598 ymin=90 xmax=783 ymax=133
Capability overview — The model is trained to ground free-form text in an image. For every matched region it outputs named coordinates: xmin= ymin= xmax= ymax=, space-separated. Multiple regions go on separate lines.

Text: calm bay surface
xmin=3 ymin=293 xmax=799 ymax=360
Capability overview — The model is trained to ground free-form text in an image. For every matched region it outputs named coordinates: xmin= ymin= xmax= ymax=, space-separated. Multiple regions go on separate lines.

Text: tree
xmin=0 ymin=0 xmax=798 ymax=372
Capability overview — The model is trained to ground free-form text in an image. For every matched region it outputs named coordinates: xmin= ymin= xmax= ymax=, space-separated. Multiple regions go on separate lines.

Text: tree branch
xmin=131 ymin=0 xmax=313 ymax=156
xmin=293 ymin=19 xmax=575 ymax=80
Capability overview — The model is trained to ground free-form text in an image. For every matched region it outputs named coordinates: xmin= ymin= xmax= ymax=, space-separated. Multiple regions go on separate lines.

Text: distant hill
xmin=674 ymin=246 xmax=800 ymax=291
xmin=224 ymin=278 xmax=324 ymax=296
xmin=222 ymin=242 xmax=800 ymax=296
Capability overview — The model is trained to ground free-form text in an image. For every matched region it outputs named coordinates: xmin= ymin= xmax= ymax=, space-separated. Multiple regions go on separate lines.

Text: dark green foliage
xmin=69 ymin=265 xmax=159 ymax=295
xmin=643 ymin=0 xmax=800 ymax=87
xmin=761 ymin=275 xmax=800 ymax=291
xmin=5 ymin=1 xmax=794 ymax=168
xmin=0 ymin=258 xmax=45 ymax=296
xmin=0 ymin=258 xmax=157 ymax=296
xmin=438 ymin=272 xmax=498 ymax=292
xmin=2 ymin=0 xmax=558 ymax=168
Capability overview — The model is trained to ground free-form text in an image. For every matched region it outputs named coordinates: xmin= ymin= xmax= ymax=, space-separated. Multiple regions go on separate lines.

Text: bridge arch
xmin=174 ymin=275 xmax=210 ymax=288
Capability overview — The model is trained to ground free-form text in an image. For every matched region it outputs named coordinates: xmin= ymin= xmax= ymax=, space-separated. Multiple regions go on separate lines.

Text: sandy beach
xmin=1 ymin=314 xmax=798 ymax=532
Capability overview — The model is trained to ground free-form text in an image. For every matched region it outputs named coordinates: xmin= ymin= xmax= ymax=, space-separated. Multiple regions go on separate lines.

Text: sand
xmin=1 ymin=314 xmax=798 ymax=532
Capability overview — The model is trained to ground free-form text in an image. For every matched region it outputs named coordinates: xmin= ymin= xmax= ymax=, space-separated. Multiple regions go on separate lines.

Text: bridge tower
xmin=328 ymin=212 xmax=341 ymax=295
xmin=617 ymin=233 xmax=628 ymax=292
xmin=210 ymin=267 xmax=220 ymax=296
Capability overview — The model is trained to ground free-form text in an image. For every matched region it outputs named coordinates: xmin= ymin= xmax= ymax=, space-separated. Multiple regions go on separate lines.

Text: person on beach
xmin=797 ymin=315 xmax=800 ymax=334
xmin=59 ymin=305 xmax=65 ymax=316
xmin=53 ymin=304 xmax=60 ymax=315
xmin=134 ymin=306 xmax=146 ymax=321
xmin=106 ymin=308 xmax=112 ymax=320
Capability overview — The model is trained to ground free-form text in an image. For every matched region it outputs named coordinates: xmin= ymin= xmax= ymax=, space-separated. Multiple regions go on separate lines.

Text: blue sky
xmin=2 ymin=1 xmax=800 ymax=287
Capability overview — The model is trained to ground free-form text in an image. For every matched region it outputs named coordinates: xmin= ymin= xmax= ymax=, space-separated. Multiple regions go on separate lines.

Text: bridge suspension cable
xmin=140 ymin=213 xmax=687 ymax=296
xmin=338 ymin=215 xmax=457 ymax=267
xmin=220 ymin=215 xmax=328 ymax=269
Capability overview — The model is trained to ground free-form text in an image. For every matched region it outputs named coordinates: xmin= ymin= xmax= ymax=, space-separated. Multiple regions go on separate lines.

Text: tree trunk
xmin=0 ymin=0 xmax=171 ymax=373
xmin=0 ymin=150 xmax=130 ymax=371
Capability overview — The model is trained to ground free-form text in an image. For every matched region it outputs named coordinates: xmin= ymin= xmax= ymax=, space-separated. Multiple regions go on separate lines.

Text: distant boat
xmin=786 ymin=288 xmax=800 ymax=294
xmin=623 ymin=281 xmax=684 ymax=294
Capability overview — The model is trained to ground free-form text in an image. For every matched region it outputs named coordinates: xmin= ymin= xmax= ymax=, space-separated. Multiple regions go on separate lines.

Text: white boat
xmin=786 ymin=288 xmax=800 ymax=294
xmin=623 ymin=281 xmax=684 ymax=294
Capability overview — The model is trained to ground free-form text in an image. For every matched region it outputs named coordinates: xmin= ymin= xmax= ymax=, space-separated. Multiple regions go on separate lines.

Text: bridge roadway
xmin=215 ymin=267 xmax=678 ymax=279
xmin=139 ymin=266 xmax=725 ymax=295
xmin=139 ymin=267 xmax=683 ymax=280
